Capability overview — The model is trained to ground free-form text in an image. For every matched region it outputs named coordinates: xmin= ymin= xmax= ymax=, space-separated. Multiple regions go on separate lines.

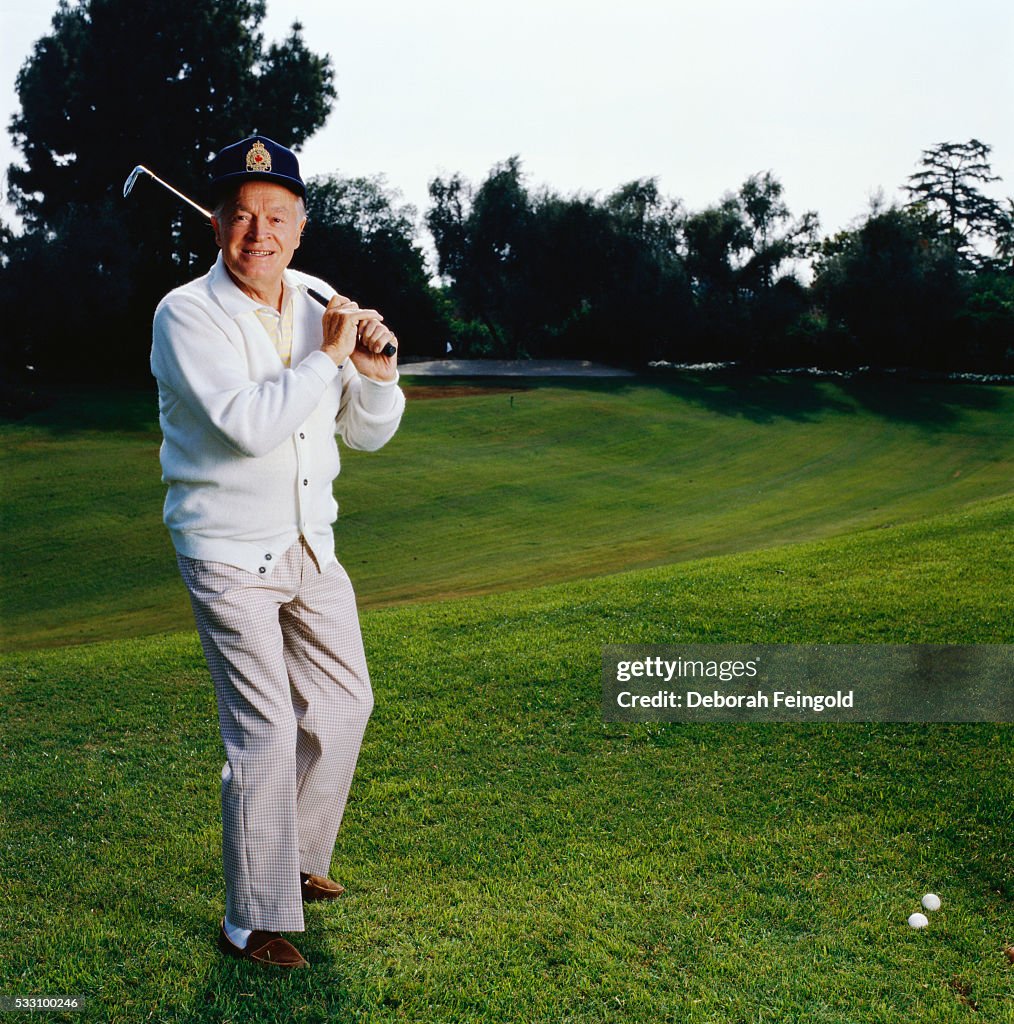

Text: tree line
xmin=2 ymin=1 xmax=1012 ymax=411
xmin=424 ymin=142 xmax=1012 ymax=373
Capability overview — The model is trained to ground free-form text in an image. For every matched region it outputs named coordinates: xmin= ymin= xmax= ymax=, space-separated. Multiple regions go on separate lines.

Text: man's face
xmin=212 ymin=181 xmax=306 ymax=300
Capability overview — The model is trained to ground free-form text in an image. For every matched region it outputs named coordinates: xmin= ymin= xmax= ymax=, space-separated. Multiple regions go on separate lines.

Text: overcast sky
xmin=3 ymin=0 xmax=1012 ymax=244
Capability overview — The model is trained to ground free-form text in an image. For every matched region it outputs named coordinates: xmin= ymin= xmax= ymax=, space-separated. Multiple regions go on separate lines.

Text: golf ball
xmin=908 ymin=912 xmax=929 ymax=929
xmin=921 ymin=893 xmax=941 ymax=912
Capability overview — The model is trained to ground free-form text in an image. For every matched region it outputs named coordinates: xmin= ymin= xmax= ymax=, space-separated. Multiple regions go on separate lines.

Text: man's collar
xmin=209 ymin=252 xmax=296 ymax=318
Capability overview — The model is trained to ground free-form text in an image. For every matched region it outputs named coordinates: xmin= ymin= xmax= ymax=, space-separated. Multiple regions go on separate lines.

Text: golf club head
xmin=122 ymin=165 xmax=146 ymax=199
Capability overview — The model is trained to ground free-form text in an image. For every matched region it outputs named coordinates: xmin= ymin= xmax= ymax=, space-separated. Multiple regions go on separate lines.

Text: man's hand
xmin=320 ymin=294 xmax=398 ymax=382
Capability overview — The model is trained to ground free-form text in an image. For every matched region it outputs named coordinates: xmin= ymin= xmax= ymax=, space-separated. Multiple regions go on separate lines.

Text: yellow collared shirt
xmin=253 ymin=289 xmax=295 ymax=367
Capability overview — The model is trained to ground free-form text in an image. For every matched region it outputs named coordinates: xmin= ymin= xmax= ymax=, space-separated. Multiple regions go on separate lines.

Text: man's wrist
xmin=304 ymin=350 xmax=344 ymax=385
xmin=358 ymin=369 xmax=397 ymax=384
xmin=322 ymin=346 xmax=349 ymax=369
xmin=358 ymin=368 xmax=401 ymax=391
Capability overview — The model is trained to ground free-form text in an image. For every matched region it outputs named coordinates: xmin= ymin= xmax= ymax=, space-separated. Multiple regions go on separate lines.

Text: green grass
xmin=2 ymin=498 xmax=1013 ymax=1022
xmin=1 ymin=376 xmax=1012 ymax=1021
xmin=1 ymin=373 xmax=1012 ymax=649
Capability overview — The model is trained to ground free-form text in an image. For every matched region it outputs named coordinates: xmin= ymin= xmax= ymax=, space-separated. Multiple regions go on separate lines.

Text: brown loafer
xmin=218 ymin=920 xmax=308 ymax=968
xmin=300 ymin=871 xmax=345 ymax=902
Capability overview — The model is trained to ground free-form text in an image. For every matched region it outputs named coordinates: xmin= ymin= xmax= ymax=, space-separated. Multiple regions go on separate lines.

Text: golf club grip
xmin=306 ymin=288 xmax=397 ymax=358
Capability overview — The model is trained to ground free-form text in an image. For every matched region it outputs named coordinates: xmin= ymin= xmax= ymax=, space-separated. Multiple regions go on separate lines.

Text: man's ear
xmin=211 ymin=216 xmax=223 ymax=249
xmin=296 ymin=218 xmax=307 ymax=249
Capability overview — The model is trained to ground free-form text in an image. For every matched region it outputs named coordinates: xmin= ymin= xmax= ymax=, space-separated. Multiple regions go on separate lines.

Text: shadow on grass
xmin=834 ymin=375 xmax=1010 ymax=430
xmin=0 ymin=388 xmax=160 ymax=434
xmin=6 ymin=372 xmax=1010 ymax=437
xmin=643 ymin=369 xmax=1011 ymax=428
xmin=421 ymin=369 xmax=1011 ymax=429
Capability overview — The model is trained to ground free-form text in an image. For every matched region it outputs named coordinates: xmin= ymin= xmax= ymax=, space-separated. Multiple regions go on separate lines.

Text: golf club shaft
xmin=124 ymin=165 xmax=396 ymax=358
xmin=128 ymin=165 xmax=213 ymax=219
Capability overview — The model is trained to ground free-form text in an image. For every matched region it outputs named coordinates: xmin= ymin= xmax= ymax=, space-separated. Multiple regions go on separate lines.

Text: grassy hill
xmin=1 ymin=372 xmax=1011 ymax=649
xmin=2 ymin=497 xmax=1012 ymax=1022
xmin=1 ymin=374 xmax=1011 ymax=1021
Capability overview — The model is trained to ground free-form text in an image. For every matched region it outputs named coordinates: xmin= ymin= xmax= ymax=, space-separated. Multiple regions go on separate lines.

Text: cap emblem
xmin=246 ymin=140 xmax=272 ymax=173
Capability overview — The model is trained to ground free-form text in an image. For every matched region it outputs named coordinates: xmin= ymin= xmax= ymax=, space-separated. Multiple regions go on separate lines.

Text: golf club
xmin=122 ymin=164 xmax=397 ymax=356
xmin=123 ymin=164 xmax=212 ymax=219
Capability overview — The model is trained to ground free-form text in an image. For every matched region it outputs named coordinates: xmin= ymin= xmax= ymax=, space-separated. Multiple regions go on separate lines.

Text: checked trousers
xmin=177 ymin=538 xmax=374 ymax=932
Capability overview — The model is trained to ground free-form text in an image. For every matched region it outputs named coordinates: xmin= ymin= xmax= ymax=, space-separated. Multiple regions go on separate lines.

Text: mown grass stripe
xmin=2 ymin=498 xmax=1011 ymax=1022
xmin=1 ymin=375 xmax=1011 ymax=649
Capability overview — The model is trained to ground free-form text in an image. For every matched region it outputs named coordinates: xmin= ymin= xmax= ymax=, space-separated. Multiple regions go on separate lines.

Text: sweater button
xmin=258 ymin=567 xmax=266 ymax=574
xmin=265 ymin=554 xmax=272 ymax=560
xmin=299 ymin=433 xmax=306 ymax=439
xmin=303 ymin=479 xmax=308 ymax=486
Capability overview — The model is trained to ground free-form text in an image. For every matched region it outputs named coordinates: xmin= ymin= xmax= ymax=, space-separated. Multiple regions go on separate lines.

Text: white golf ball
xmin=921 ymin=893 xmax=941 ymax=912
xmin=908 ymin=912 xmax=929 ymax=929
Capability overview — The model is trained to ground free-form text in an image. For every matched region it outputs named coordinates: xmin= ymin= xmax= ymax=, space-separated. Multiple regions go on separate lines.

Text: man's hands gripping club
xmin=320 ymin=294 xmax=399 ymax=383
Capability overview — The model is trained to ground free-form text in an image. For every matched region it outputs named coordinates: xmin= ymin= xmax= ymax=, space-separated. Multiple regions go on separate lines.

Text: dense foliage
xmin=2 ymin=1 xmax=1012 ymax=406
xmin=431 ymin=152 xmax=1011 ymax=372
xmin=2 ymin=0 xmax=336 ymax=394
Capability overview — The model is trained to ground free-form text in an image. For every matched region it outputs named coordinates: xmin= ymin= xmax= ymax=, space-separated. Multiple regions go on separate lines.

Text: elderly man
xmin=151 ymin=135 xmax=404 ymax=968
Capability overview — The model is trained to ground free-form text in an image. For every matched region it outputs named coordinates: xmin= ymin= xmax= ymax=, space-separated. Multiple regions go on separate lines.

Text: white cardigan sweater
xmin=151 ymin=254 xmax=405 ymax=577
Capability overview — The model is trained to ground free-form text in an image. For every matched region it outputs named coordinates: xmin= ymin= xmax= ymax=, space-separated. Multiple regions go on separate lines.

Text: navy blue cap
xmin=210 ymin=135 xmax=305 ymax=201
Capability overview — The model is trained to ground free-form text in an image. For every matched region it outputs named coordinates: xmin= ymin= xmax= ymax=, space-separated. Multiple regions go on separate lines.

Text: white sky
xmin=3 ymin=0 xmax=1013 ymax=243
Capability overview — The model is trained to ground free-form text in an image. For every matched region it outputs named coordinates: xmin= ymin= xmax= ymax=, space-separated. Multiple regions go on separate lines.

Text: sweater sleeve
xmin=336 ymin=361 xmax=406 ymax=452
xmin=152 ymin=295 xmax=340 ymax=458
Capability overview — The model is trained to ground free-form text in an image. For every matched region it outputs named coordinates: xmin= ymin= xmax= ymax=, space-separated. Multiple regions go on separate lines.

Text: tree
xmin=427 ymin=160 xmax=692 ymax=363
xmin=954 ymin=272 xmax=1014 ymax=372
xmin=427 ymin=157 xmax=534 ymax=356
xmin=681 ymin=198 xmax=752 ymax=360
xmin=737 ymin=172 xmax=819 ymax=294
xmin=681 ymin=173 xmax=817 ymax=361
xmin=604 ymin=178 xmax=682 ymax=258
xmin=904 ymin=140 xmax=1011 ymax=269
xmin=812 ymin=205 xmax=964 ymax=369
xmin=8 ymin=0 xmax=333 ymax=228
xmin=683 ymin=175 xmax=816 ymax=297
xmin=4 ymin=0 xmax=335 ymax=388
xmin=588 ymin=179 xmax=691 ymax=363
